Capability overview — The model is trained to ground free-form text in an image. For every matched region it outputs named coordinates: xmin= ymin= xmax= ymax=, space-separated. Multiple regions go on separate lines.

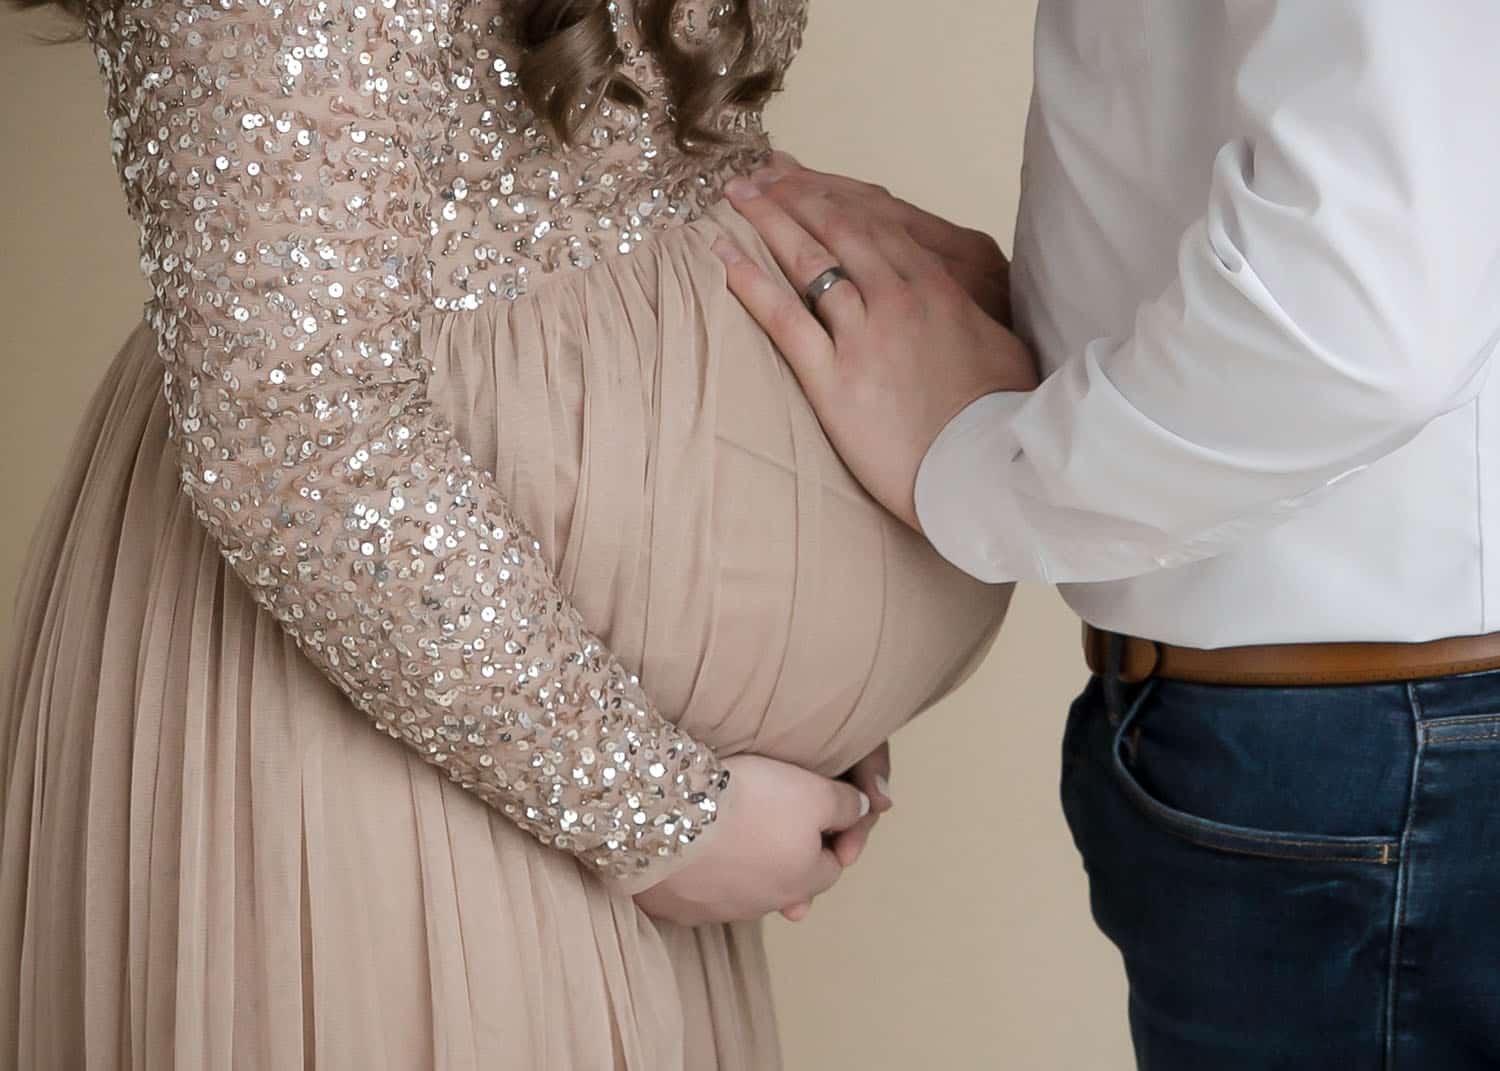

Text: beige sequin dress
xmin=0 ymin=0 xmax=1010 ymax=1066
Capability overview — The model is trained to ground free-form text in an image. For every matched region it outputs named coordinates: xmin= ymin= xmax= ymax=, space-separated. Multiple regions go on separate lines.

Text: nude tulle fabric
xmin=0 ymin=205 xmax=1008 ymax=1068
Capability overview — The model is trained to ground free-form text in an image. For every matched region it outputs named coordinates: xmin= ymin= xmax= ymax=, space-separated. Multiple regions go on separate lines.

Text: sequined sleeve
xmin=89 ymin=0 xmax=727 ymax=879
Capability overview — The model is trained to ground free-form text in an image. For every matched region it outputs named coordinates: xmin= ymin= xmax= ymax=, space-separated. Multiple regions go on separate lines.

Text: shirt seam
xmin=1477 ymin=399 xmax=1487 ymax=631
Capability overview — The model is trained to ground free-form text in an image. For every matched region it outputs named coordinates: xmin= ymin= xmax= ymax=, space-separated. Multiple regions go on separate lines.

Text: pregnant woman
xmin=0 ymin=0 xmax=1009 ymax=1066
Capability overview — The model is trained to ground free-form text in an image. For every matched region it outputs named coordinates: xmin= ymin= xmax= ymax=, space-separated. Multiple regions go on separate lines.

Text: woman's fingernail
xmin=725 ymin=176 xmax=762 ymax=200
xmin=875 ymin=776 xmax=892 ymax=806
xmin=711 ymin=237 xmax=745 ymax=264
xmin=857 ymin=791 xmax=872 ymax=819
xmin=749 ymin=168 xmax=780 ymax=190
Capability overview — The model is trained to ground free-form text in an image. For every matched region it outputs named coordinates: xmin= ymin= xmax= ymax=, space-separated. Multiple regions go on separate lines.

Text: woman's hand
xmin=714 ymin=167 xmax=1039 ymax=532
xmin=781 ymin=742 xmax=895 ymax=922
xmin=632 ymin=754 xmax=873 ymax=927
xmin=832 ymin=741 xmax=893 ymax=866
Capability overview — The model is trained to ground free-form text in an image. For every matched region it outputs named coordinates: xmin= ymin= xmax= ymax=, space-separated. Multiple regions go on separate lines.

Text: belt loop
xmin=1103 ymin=631 xmax=1127 ymax=726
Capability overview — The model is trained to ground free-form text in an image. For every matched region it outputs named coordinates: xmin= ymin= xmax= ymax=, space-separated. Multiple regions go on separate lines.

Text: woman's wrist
xmin=604 ymin=765 xmax=734 ymax=896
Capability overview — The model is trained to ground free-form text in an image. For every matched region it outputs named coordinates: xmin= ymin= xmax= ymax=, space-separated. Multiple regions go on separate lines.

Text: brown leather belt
xmin=1083 ymin=624 xmax=1500 ymax=687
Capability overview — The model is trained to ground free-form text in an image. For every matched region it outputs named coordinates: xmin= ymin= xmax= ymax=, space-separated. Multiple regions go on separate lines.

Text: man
xmin=713 ymin=2 xmax=1500 ymax=1068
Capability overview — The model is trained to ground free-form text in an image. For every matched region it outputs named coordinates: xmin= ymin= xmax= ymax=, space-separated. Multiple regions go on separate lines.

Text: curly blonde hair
xmin=515 ymin=0 xmax=778 ymax=148
xmin=13 ymin=0 xmax=778 ymax=151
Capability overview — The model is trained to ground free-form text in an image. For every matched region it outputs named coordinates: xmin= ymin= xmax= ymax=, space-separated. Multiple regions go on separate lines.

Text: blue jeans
xmin=1060 ymin=669 xmax=1500 ymax=1070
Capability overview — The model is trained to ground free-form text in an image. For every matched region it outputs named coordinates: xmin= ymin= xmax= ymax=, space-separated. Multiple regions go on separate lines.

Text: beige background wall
xmin=0 ymin=2 xmax=1132 ymax=1067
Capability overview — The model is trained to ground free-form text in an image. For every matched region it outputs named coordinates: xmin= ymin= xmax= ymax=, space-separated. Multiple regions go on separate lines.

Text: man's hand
xmin=716 ymin=166 xmax=1039 ymax=531
xmin=754 ymin=153 xmax=1013 ymax=327
xmin=632 ymin=754 xmax=873 ymax=927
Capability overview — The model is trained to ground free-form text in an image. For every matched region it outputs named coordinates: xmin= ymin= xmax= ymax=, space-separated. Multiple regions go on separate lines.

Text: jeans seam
xmin=1476 ymin=398 xmax=1487 ymax=630
xmin=1385 ymin=684 xmax=1426 ymax=1071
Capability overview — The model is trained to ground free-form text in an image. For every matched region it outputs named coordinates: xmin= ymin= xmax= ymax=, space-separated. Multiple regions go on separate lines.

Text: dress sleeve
xmin=91 ymin=0 xmax=727 ymax=879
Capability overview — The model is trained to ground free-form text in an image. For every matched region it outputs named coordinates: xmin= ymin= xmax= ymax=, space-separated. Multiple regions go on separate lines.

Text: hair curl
xmin=12 ymin=0 xmax=778 ymax=151
xmin=516 ymin=0 xmax=778 ymax=149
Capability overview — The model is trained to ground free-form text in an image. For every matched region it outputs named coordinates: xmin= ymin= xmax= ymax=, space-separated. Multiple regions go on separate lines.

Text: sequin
xmin=88 ymin=0 xmax=805 ymax=878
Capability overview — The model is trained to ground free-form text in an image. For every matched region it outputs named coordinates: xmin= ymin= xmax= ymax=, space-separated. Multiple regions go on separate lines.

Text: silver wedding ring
xmin=802 ymin=265 xmax=853 ymax=313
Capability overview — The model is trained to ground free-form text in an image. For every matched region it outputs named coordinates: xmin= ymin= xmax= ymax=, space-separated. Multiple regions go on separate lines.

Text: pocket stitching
xmin=1109 ymin=688 xmax=1399 ymax=866
xmin=1115 ymin=767 xmax=1398 ymax=864
xmin=1419 ymin=712 xmax=1500 ymax=729
xmin=1428 ymin=729 xmax=1500 ymax=743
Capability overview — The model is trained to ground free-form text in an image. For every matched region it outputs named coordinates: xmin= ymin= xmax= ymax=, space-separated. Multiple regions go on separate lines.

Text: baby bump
xmin=426 ymin=203 xmax=1010 ymax=777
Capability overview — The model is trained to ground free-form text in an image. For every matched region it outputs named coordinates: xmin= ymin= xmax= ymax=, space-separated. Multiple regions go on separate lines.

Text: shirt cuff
xmin=913 ymin=391 xmax=1037 ymax=584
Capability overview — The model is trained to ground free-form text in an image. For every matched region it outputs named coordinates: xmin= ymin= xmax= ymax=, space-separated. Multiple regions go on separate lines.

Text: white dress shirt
xmin=913 ymin=0 xmax=1500 ymax=647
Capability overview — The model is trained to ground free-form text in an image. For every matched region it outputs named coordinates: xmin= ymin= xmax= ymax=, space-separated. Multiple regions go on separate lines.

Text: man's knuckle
xmin=826 ymin=214 xmax=863 ymax=247
xmin=768 ymin=175 xmax=811 ymax=206
xmin=762 ymin=181 xmax=793 ymax=207
xmin=938 ymin=275 xmax=972 ymax=309
xmin=768 ymin=301 xmax=809 ymax=341
xmin=791 ymin=171 xmax=826 ymax=196
xmin=792 ymin=249 xmax=833 ymax=282
xmin=887 ymin=286 xmax=922 ymax=318
xmin=967 ymin=229 xmax=1003 ymax=259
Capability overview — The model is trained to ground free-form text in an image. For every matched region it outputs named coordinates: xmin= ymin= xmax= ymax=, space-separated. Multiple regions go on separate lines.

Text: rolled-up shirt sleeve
xmin=915 ymin=0 xmax=1500 ymax=585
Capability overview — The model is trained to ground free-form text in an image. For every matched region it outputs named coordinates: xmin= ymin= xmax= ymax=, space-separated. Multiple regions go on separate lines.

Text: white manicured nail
xmin=857 ymin=792 xmax=872 ymax=818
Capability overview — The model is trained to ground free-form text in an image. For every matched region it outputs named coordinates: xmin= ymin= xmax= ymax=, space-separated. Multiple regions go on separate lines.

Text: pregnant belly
xmin=426 ymin=203 xmax=1010 ymax=777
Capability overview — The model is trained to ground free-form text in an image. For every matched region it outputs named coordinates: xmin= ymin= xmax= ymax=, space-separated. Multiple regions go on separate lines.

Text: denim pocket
xmin=1109 ymin=684 xmax=1400 ymax=866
